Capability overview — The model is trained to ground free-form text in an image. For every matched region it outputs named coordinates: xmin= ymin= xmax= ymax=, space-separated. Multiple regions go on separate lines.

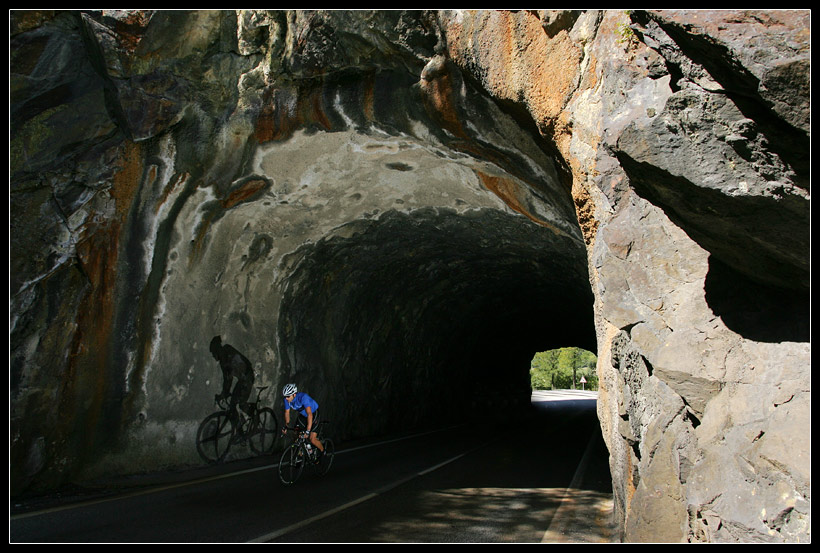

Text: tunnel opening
xmin=276 ymin=207 xmax=596 ymax=443
xmin=530 ymin=347 xmax=598 ymax=391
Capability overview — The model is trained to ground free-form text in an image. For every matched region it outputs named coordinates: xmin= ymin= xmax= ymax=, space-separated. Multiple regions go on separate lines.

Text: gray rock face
xmin=581 ymin=10 xmax=810 ymax=543
xmin=9 ymin=10 xmax=809 ymax=543
xmin=617 ymin=12 xmax=809 ymax=294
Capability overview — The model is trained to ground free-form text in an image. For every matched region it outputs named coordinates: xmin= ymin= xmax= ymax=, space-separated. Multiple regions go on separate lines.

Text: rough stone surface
xmin=10 ymin=10 xmax=809 ymax=543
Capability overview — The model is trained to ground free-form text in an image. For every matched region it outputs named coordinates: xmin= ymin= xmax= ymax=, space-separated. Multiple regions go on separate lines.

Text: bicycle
xmin=196 ymin=385 xmax=279 ymax=464
xmin=278 ymin=420 xmax=335 ymax=485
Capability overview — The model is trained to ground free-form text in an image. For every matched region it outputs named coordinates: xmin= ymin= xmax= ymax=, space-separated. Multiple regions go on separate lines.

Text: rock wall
xmin=10 ymin=10 xmax=809 ymax=542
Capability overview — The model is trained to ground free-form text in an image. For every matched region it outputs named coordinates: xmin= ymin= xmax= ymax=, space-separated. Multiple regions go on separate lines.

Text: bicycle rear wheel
xmin=278 ymin=444 xmax=304 ymax=485
xmin=196 ymin=411 xmax=235 ymax=464
xmin=314 ymin=439 xmax=335 ymax=476
xmin=249 ymin=407 xmax=278 ymax=455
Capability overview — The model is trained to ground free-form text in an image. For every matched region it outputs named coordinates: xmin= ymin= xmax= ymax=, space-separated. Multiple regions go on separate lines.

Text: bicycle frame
xmin=217 ymin=385 xmax=267 ymax=422
xmin=283 ymin=423 xmax=320 ymax=457
xmin=278 ymin=421 xmax=334 ymax=485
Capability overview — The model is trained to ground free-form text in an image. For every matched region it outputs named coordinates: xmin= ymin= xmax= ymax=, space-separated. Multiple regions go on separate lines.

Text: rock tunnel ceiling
xmin=10 ymin=10 xmax=810 ymax=543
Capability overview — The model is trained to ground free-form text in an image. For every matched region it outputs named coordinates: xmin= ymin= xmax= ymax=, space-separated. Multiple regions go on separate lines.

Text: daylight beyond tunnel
xmin=275 ymin=207 xmax=596 ymax=441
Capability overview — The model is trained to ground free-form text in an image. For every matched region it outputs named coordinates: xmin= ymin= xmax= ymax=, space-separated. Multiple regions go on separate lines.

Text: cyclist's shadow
xmin=196 ymin=386 xmax=279 ymax=464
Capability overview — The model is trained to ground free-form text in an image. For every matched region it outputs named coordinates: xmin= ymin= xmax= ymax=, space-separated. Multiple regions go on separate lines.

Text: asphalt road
xmin=10 ymin=390 xmax=615 ymax=543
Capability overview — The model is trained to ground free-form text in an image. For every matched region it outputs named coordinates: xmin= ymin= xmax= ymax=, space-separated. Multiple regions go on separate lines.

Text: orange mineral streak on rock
xmin=109 ymin=142 xmax=146 ymax=222
xmin=362 ymin=73 xmax=376 ymax=123
xmin=254 ymin=87 xmax=298 ymax=143
xmin=60 ymin=141 xmax=145 ymax=452
xmin=442 ymin=11 xmax=594 ymax=241
xmin=67 ymin=225 xmax=120 ymax=427
xmin=221 ymin=178 xmax=269 ymax=210
xmin=307 ymin=86 xmax=333 ymax=132
xmin=444 ymin=10 xmax=582 ymax=134
xmin=476 ymin=171 xmax=560 ymax=234
xmin=418 ymin=54 xmax=564 ymax=236
xmin=104 ymin=9 xmax=153 ymax=56
xmin=187 ymin=212 xmax=215 ymax=269
xmin=187 ymin=177 xmax=271 ymax=266
xmin=419 ymin=61 xmax=470 ymax=142
xmin=573 ymin=180 xmax=599 ymax=246
xmin=154 ymin=172 xmax=188 ymax=213
xmin=254 ymin=83 xmax=335 ymax=144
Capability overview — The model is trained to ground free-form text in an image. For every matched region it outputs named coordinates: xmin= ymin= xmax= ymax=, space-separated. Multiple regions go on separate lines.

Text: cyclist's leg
xmin=230 ymin=381 xmax=252 ymax=431
xmin=227 ymin=395 xmax=240 ymax=428
xmin=309 ymin=411 xmax=324 ymax=453
xmin=234 ymin=380 xmax=252 ymax=416
xmin=298 ymin=412 xmax=324 ymax=452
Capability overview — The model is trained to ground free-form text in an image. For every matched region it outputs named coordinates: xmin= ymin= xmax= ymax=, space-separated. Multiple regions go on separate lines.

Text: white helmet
xmin=282 ymin=383 xmax=298 ymax=396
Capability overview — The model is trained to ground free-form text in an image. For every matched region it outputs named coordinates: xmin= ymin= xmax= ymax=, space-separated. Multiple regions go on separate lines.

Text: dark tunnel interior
xmin=276 ymin=207 xmax=597 ymax=441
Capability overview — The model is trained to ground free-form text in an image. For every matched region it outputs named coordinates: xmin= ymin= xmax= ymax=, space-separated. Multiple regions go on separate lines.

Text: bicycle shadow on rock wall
xmin=196 ymin=336 xmax=280 ymax=464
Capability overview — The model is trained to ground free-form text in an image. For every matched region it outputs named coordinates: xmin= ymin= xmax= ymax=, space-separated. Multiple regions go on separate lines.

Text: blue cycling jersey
xmin=284 ymin=392 xmax=319 ymax=417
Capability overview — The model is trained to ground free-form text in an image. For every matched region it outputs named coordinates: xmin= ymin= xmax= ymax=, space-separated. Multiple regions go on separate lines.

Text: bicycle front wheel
xmin=196 ymin=411 xmax=235 ymax=464
xmin=314 ymin=439 xmax=335 ymax=477
xmin=278 ymin=444 xmax=304 ymax=485
xmin=249 ymin=407 xmax=278 ymax=455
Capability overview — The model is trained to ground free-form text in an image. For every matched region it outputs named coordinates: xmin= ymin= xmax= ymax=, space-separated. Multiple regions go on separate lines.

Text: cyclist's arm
xmin=283 ymin=408 xmax=291 ymax=429
xmin=218 ymin=364 xmax=233 ymax=400
xmin=305 ymin=406 xmax=314 ymax=433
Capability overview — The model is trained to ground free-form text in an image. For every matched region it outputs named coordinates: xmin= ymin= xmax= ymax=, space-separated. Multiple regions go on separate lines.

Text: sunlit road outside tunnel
xmin=11 ymin=390 xmax=614 ymax=543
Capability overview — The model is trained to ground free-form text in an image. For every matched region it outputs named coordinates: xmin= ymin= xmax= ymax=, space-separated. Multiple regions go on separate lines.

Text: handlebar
xmin=282 ymin=427 xmax=309 ymax=442
xmin=216 ymin=387 xmax=270 ymax=410
xmin=283 ymin=426 xmax=308 ymax=433
xmin=284 ymin=420 xmax=328 ymax=430
xmin=282 ymin=420 xmax=329 ymax=435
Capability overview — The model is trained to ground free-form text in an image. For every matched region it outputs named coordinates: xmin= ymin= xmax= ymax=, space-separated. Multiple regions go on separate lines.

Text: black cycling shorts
xmin=297 ymin=411 xmax=320 ymax=433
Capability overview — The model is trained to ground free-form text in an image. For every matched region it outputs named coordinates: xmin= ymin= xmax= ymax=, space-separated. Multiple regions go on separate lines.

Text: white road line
xmin=248 ymin=443 xmax=487 ymax=543
xmin=9 ymin=463 xmax=275 ymax=520
xmin=540 ymin=430 xmax=598 ymax=542
xmin=11 ymin=426 xmax=465 ymax=521
xmin=248 ymin=493 xmax=380 ymax=543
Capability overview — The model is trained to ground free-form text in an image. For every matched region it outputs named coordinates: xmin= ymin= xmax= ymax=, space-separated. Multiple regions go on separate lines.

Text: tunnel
xmin=273 ymin=207 xmax=597 ymax=441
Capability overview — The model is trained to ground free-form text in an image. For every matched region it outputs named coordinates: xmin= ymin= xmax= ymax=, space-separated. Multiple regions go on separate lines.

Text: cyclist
xmin=281 ymin=383 xmax=325 ymax=456
xmin=210 ymin=336 xmax=254 ymax=428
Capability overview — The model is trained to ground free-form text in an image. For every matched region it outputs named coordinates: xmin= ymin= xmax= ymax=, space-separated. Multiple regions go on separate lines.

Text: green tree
xmin=530 ymin=347 xmax=598 ymax=390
